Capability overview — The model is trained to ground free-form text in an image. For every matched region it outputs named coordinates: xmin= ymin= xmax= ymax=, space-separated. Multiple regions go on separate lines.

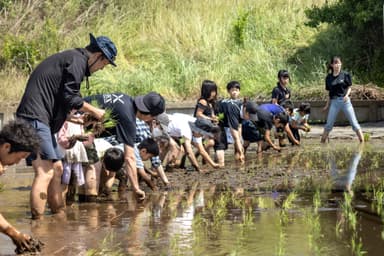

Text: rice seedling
xmin=86 ymin=232 xmax=124 ymax=256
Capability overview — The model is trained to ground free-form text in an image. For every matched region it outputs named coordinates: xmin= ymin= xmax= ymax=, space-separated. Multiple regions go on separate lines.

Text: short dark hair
xmin=138 ymin=138 xmax=159 ymax=156
xmin=0 ymin=119 xmax=40 ymax=153
xmin=299 ymin=102 xmax=311 ymax=114
xmin=85 ymin=44 xmax=100 ymax=53
xmin=281 ymin=100 xmax=294 ymax=112
xmin=275 ymin=112 xmax=289 ymax=126
xmin=226 ymin=81 xmax=241 ymax=91
xmin=103 ymin=147 xmax=124 ymax=172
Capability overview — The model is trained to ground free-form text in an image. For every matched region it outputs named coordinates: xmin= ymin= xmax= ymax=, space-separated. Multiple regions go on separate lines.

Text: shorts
xmin=241 ymin=120 xmax=263 ymax=143
xmin=23 ymin=118 xmax=63 ymax=164
xmin=214 ymin=126 xmax=228 ymax=151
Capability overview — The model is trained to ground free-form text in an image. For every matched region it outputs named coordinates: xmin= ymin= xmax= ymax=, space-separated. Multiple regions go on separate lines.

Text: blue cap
xmin=89 ymin=33 xmax=117 ymax=66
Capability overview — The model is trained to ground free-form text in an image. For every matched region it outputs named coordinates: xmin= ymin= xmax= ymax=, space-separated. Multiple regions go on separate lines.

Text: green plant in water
xmin=241 ymin=206 xmax=254 ymax=227
xmin=282 ymin=191 xmax=297 ymax=210
xmin=0 ymin=183 xmax=4 ymax=192
xmin=170 ymin=233 xmax=182 ymax=256
xmin=304 ymin=207 xmax=325 ymax=255
xmin=86 ymin=232 xmax=123 ymax=256
xmin=341 ymin=192 xmax=357 ymax=231
xmin=313 ymin=189 xmax=321 ymax=214
xmin=351 ymin=234 xmax=367 ymax=256
xmin=363 ymin=133 xmax=370 ymax=142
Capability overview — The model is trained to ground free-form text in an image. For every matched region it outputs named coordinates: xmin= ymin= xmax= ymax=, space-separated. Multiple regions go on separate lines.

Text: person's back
xmin=168 ymin=113 xmax=196 ymax=140
xmin=17 ymin=49 xmax=89 ymax=133
xmin=259 ymin=103 xmax=285 ymax=116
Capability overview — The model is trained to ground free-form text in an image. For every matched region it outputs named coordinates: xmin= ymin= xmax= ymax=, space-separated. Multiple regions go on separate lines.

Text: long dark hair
xmin=200 ymin=80 xmax=217 ymax=103
xmin=327 ymin=56 xmax=341 ymax=74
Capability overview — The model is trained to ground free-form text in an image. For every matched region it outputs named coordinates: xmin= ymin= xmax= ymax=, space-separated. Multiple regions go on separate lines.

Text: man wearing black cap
xmin=84 ymin=92 xmax=165 ymax=200
xmin=16 ymin=33 xmax=117 ymax=219
xmin=271 ymin=69 xmax=291 ymax=105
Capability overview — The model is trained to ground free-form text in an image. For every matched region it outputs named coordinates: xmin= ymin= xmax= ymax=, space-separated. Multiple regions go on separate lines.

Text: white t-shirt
xmin=168 ymin=113 xmax=196 ymax=140
xmin=291 ymin=108 xmax=309 ymax=125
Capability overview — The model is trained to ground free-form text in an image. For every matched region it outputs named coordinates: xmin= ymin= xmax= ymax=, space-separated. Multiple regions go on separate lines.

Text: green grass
xmin=0 ymin=0 xmax=331 ymax=102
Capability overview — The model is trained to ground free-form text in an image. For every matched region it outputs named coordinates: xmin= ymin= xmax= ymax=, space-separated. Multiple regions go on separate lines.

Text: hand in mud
xmin=164 ymin=183 xmax=172 ymax=191
xmin=5 ymin=226 xmax=31 ymax=251
xmin=135 ymin=188 xmax=146 ymax=201
xmin=15 ymin=237 xmax=44 ymax=254
xmin=197 ymin=168 xmax=209 ymax=174
xmin=273 ymin=145 xmax=281 ymax=152
xmin=5 ymin=226 xmax=43 ymax=253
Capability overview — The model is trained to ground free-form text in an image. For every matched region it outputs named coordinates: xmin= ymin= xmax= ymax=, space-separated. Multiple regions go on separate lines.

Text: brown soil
xmin=349 ymin=83 xmax=384 ymax=100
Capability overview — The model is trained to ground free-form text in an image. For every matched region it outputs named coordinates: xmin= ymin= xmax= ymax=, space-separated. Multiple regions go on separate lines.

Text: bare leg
xmin=48 ymin=160 xmax=65 ymax=214
xmin=31 ymin=158 xmax=54 ymax=219
xmin=99 ymin=168 xmax=116 ymax=196
xmin=215 ymin=149 xmax=225 ymax=167
xmin=83 ymin=162 xmax=102 ymax=196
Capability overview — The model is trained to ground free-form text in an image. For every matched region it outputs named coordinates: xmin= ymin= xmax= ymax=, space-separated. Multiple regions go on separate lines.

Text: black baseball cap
xmin=278 ymin=69 xmax=290 ymax=78
xmin=134 ymin=92 xmax=165 ymax=116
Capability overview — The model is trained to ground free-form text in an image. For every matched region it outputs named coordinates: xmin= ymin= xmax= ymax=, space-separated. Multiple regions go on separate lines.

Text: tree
xmin=305 ymin=0 xmax=384 ymax=84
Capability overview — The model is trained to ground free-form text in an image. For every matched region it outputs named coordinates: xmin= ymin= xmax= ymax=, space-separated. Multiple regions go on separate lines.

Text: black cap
xmin=278 ymin=69 xmax=290 ymax=78
xmin=134 ymin=92 xmax=165 ymax=116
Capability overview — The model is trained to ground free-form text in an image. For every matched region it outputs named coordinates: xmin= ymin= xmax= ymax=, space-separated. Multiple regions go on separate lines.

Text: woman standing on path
xmin=321 ymin=56 xmax=364 ymax=143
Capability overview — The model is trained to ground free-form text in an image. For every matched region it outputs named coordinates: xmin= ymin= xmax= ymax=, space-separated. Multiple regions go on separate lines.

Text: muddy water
xmin=1 ymin=141 xmax=384 ymax=255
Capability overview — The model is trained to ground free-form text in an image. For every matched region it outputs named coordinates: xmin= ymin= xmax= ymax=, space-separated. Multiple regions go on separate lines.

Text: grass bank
xmin=0 ymin=0 xmax=334 ymax=102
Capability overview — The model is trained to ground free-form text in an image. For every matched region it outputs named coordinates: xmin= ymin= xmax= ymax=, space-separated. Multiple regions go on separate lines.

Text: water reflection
xmin=329 ymin=145 xmax=363 ymax=193
xmin=3 ymin=144 xmax=384 ymax=255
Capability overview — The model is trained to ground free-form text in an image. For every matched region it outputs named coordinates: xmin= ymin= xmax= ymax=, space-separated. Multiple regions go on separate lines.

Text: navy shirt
xmin=84 ymin=93 xmax=137 ymax=147
xmin=325 ymin=71 xmax=352 ymax=99
xmin=17 ymin=48 xmax=89 ymax=133
xmin=271 ymin=83 xmax=291 ymax=105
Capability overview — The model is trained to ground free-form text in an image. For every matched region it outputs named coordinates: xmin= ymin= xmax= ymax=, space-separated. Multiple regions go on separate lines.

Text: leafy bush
xmin=304 ymin=0 xmax=384 ymax=83
xmin=2 ymin=35 xmax=40 ymax=72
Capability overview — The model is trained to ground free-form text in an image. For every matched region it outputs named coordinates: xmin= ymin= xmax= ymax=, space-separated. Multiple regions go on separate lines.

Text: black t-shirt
xmin=271 ymin=83 xmax=291 ymax=105
xmin=217 ymin=99 xmax=242 ymax=130
xmin=254 ymin=108 xmax=274 ymax=130
xmin=193 ymin=98 xmax=215 ymax=117
xmin=84 ymin=93 xmax=137 ymax=147
xmin=325 ymin=71 xmax=352 ymax=98
xmin=16 ymin=48 xmax=89 ymax=133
